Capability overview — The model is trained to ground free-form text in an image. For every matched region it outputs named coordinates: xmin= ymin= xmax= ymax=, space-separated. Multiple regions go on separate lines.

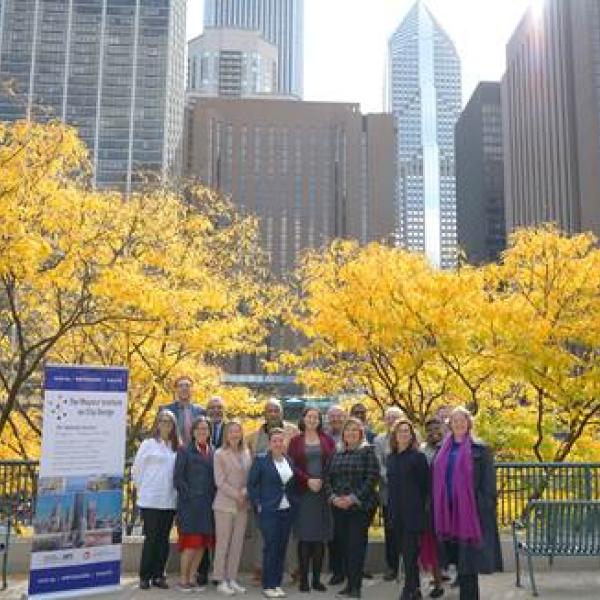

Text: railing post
xmin=584 ymin=465 xmax=592 ymax=500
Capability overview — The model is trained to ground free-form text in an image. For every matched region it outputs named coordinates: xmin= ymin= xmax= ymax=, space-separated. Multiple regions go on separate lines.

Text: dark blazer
xmin=438 ymin=441 xmax=503 ymax=575
xmin=160 ymin=400 xmax=205 ymax=440
xmin=386 ymin=448 xmax=430 ymax=533
xmin=287 ymin=432 xmax=336 ymax=492
xmin=248 ymin=453 xmax=299 ymax=514
xmin=173 ymin=442 xmax=215 ymax=535
xmin=210 ymin=420 xmax=225 ymax=449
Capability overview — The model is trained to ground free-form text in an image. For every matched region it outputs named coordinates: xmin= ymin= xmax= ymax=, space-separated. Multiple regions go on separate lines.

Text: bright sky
xmin=186 ymin=0 xmax=533 ymax=113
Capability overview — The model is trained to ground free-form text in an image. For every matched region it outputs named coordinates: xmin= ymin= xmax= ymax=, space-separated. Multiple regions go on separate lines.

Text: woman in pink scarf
xmin=432 ymin=407 xmax=502 ymax=600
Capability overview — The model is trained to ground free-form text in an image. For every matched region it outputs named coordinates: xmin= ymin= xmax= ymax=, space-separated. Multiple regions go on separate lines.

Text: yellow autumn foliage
xmin=0 ymin=120 xmax=281 ymax=459
xmin=281 ymin=227 xmax=600 ymax=462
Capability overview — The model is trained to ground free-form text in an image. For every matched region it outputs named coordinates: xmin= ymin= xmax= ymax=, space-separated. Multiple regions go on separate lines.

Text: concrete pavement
xmin=2 ymin=571 xmax=600 ymax=599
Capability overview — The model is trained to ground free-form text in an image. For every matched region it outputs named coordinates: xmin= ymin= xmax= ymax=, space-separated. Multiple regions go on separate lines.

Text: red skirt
xmin=419 ymin=530 xmax=439 ymax=572
xmin=178 ymin=529 xmax=216 ymax=551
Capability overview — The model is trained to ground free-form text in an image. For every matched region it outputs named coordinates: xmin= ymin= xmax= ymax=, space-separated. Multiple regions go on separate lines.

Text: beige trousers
xmin=213 ymin=509 xmax=248 ymax=582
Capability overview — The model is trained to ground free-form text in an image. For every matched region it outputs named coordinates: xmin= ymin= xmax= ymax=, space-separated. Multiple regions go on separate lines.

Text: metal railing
xmin=1 ymin=460 xmax=599 ymax=532
xmin=495 ymin=462 xmax=600 ymax=527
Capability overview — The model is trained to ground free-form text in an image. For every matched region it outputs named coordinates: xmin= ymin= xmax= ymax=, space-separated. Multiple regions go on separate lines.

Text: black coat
xmin=387 ymin=448 xmax=430 ymax=533
xmin=173 ymin=443 xmax=215 ymax=535
xmin=437 ymin=441 xmax=503 ymax=576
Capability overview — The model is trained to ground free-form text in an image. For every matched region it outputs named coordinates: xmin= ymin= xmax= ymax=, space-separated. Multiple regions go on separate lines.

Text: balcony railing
xmin=1 ymin=460 xmax=599 ymax=532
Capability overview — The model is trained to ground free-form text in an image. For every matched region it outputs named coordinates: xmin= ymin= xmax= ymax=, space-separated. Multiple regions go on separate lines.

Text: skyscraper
xmin=455 ymin=82 xmax=505 ymax=264
xmin=0 ymin=0 xmax=186 ymax=193
xmin=203 ymin=0 xmax=303 ymax=98
xmin=388 ymin=0 xmax=461 ymax=268
xmin=184 ymin=98 xmax=396 ymax=275
xmin=502 ymin=0 xmax=600 ymax=237
xmin=187 ymin=28 xmax=278 ymax=97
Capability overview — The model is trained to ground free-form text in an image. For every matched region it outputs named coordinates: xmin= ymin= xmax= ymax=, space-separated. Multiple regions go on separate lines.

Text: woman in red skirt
xmin=173 ymin=416 xmax=216 ymax=592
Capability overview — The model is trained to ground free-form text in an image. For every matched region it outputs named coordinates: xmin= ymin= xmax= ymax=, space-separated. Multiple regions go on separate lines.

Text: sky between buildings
xmin=187 ymin=0 xmax=534 ymax=112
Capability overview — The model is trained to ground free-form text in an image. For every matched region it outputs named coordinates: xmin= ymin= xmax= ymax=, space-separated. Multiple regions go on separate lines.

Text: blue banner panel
xmin=28 ymin=560 xmax=120 ymax=595
xmin=44 ymin=366 xmax=128 ymax=393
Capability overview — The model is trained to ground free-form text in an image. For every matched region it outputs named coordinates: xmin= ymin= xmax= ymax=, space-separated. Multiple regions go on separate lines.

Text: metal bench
xmin=512 ymin=499 xmax=600 ymax=596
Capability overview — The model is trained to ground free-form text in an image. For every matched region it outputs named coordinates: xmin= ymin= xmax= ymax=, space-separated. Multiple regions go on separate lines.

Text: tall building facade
xmin=203 ymin=0 xmax=303 ymax=98
xmin=388 ymin=0 xmax=462 ymax=268
xmin=185 ymin=98 xmax=396 ymax=275
xmin=455 ymin=82 xmax=505 ymax=264
xmin=502 ymin=0 xmax=600 ymax=237
xmin=0 ymin=0 xmax=186 ymax=193
xmin=188 ymin=28 xmax=277 ymax=97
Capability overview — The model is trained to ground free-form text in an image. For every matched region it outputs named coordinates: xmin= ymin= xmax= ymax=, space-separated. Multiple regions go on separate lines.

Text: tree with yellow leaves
xmin=485 ymin=226 xmax=600 ymax=462
xmin=0 ymin=120 xmax=279 ymax=459
xmin=281 ymin=227 xmax=600 ymax=461
xmin=277 ymin=241 xmax=482 ymax=424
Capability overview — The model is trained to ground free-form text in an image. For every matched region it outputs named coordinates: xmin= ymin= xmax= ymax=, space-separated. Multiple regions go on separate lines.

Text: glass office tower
xmin=0 ymin=0 xmax=186 ymax=193
xmin=388 ymin=1 xmax=461 ymax=268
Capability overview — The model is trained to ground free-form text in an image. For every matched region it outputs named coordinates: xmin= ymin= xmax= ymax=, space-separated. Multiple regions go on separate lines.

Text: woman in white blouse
xmin=132 ymin=409 xmax=180 ymax=590
xmin=212 ymin=420 xmax=252 ymax=596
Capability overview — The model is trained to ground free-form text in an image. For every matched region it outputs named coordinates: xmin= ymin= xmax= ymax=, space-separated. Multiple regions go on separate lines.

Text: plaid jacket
xmin=324 ymin=444 xmax=380 ymax=513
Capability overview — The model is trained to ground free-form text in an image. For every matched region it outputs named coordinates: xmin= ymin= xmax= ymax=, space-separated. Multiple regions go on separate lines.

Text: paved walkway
xmin=2 ymin=571 xmax=600 ymax=599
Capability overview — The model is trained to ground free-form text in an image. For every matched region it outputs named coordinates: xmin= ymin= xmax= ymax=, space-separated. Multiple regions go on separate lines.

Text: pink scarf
xmin=433 ymin=433 xmax=482 ymax=545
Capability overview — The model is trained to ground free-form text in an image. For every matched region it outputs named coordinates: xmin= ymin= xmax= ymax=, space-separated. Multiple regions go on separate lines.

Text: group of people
xmin=131 ymin=375 xmax=502 ymax=600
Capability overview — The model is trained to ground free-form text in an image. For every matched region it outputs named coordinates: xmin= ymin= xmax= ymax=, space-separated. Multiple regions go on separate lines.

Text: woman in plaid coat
xmin=323 ymin=417 xmax=380 ymax=599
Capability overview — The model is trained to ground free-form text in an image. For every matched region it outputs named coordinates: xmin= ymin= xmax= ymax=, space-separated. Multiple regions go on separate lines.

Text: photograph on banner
xmin=33 ymin=476 xmax=123 ymax=553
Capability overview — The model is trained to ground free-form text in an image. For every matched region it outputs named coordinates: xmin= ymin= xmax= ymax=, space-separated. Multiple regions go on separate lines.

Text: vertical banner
xmin=28 ymin=365 xmax=128 ymax=599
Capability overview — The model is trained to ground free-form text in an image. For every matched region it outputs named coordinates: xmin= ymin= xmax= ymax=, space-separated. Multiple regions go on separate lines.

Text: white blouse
xmin=132 ymin=438 xmax=177 ymax=510
xmin=273 ymin=456 xmax=293 ymax=510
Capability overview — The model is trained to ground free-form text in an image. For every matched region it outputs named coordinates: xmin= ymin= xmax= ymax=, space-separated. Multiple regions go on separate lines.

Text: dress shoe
xmin=152 ymin=577 xmax=169 ymax=589
xmin=139 ymin=579 xmax=150 ymax=590
xmin=312 ymin=580 xmax=327 ymax=592
xmin=329 ymin=574 xmax=345 ymax=585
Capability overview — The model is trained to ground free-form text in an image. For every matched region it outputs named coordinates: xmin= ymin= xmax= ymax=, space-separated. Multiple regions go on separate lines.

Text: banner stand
xmin=28 ymin=365 xmax=129 ymax=600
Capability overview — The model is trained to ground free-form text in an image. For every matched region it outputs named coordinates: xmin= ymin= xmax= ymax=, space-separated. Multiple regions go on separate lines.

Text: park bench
xmin=512 ymin=499 xmax=600 ymax=596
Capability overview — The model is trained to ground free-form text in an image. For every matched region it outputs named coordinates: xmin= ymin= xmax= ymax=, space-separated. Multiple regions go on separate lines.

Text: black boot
xmin=298 ymin=541 xmax=311 ymax=592
xmin=311 ymin=542 xmax=327 ymax=591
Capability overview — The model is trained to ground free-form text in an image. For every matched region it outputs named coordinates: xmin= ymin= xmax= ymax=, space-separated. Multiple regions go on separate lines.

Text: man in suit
xmin=325 ymin=404 xmax=346 ymax=449
xmin=160 ymin=376 xmax=205 ymax=446
xmin=207 ymin=396 xmax=225 ymax=449
xmin=247 ymin=398 xmax=298 ymax=456
xmin=350 ymin=403 xmax=376 ymax=444
xmin=374 ymin=406 xmax=404 ymax=581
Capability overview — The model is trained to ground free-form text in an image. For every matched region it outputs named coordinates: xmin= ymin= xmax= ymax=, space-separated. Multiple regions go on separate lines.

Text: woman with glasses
xmin=324 ymin=417 xmax=379 ymax=599
xmin=387 ymin=419 xmax=430 ymax=600
xmin=432 ymin=407 xmax=502 ymax=600
xmin=174 ymin=416 xmax=216 ymax=593
xmin=132 ymin=409 xmax=180 ymax=590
